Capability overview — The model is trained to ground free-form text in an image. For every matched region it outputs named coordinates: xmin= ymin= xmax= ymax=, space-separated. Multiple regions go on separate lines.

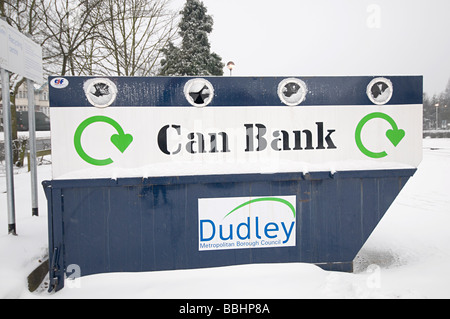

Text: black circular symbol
xmin=84 ymin=78 xmax=117 ymax=108
xmin=367 ymin=77 xmax=393 ymax=105
xmin=184 ymin=79 xmax=214 ymax=107
xmin=189 ymin=85 xmax=210 ymax=104
xmin=283 ymin=82 xmax=301 ymax=98
xmin=91 ymin=82 xmax=110 ymax=98
xmin=278 ymin=78 xmax=307 ymax=106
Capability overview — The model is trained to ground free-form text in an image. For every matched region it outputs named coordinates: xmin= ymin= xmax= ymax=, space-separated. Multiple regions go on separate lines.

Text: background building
xmin=0 ymin=82 xmax=49 ymax=131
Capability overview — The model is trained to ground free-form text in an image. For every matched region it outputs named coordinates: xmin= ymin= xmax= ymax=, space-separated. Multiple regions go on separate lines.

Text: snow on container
xmin=43 ymin=76 xmax=423 ymax=292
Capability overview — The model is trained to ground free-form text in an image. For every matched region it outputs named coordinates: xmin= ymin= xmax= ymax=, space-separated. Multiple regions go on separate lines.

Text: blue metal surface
xmin=43 ymin=168 xmax=415 ymax=292
xmin=48 ymin=76 xmax=423 ymax=107
xmin=44 ymin=75 xmax=422 ymax=292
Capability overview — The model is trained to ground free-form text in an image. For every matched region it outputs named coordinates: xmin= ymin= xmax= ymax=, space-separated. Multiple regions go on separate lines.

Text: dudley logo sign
xmin=198 ymin=196 xmax=297 ymax=251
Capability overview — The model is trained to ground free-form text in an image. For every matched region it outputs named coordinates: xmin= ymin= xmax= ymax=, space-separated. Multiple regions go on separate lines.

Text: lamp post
xmin=435 ymin=103 xmax=448 ymax=130
xmin=227 ymin=61 xmax=235 ymax=76
xmin=436 ymin=103 xmax=439 ymax=130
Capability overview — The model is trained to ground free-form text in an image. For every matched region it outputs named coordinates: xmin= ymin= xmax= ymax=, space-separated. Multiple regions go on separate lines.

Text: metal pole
xmin=1 ymin=67 xmax=17 ymax=235
xmin=27 ymin=79 xmax=39 ymax=216
xmin=436 ymin=105 xmax=439 ymax=130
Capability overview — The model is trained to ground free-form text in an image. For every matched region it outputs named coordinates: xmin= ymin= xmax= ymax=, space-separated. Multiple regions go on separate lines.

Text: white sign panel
xmin=50 ymin=104 xmax=422 ymax=180
xmin=198 ymin=196 xmax=297 ymax=251
xmin=0 ymin=19 xmax=43 ymax=84
xmin=48 ymin=76 xmax=423 ymax=180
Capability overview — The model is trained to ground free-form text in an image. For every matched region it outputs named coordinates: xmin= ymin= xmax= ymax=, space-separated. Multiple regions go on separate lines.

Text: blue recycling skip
xmin=44 ymin=76 xmax=422 ymax=292
xmin=43 ymin=169 xmax=415 ymax=292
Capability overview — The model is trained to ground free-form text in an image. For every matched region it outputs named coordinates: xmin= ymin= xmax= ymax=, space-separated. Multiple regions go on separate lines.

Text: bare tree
xmin=37 ymin=0 xmax=107 ymax=76
xmin=94 ymin=0 xmax=178 ymax=76
xmin=2 ymin=0 xmax=178 ymax=164
xmin=3 ymin=0 xmax=178 ymax=77
xmin=35 ymin=0 xmax=178 ymax=76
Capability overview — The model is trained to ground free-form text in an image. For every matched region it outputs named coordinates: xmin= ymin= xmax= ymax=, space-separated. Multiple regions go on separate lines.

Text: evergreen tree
xmin=159 ymin=0 xmax=224 ymax=76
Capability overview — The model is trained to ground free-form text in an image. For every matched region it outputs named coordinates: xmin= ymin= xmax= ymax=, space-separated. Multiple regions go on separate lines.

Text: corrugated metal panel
xmin=43 ymin=169 xmax=415 ymax=292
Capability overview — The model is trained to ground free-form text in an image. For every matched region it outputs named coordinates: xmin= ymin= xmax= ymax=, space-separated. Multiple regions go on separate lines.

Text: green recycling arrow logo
xmin=355 ymin=112 xmax=405 ymax=159
xmin=74 ymin=116 xmax=133 ymax=166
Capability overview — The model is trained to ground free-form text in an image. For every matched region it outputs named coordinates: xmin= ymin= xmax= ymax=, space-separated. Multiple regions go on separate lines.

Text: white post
xmin=27 ymin=78 xmax=39 ymax=216
xmin=1 ymin=67 xmax=17 ymax=235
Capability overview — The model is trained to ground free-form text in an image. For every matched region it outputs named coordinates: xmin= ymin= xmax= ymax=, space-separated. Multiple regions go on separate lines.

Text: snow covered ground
xmin=1 ymin=138 xmax=449 ymax=299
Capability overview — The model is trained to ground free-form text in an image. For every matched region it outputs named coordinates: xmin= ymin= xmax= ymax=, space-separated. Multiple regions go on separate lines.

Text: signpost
xmin=0 ymin=67 xmax=15 ymax=234
xmin=0 ymin=18 xmax=43 ymax=233
xmin=44 ymin=75 xmax=423 ymax=292
xmin=0 ymin=18 xmax=43 ymax=84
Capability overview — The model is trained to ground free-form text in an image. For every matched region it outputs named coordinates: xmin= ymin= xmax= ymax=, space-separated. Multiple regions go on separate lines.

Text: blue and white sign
xmin=198 ymin=196 xmax=297 ymax=251
xmin=0 ymin=19 xmax=43 ymax=83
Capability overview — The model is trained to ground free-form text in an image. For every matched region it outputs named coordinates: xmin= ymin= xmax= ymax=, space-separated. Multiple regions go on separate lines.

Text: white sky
xmin=171 ymin=0 xmax=450 ymax=95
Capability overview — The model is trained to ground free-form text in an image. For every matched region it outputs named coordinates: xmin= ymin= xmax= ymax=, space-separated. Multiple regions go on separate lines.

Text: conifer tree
xmin=159 ymin=0 xmax=224 ymax=76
